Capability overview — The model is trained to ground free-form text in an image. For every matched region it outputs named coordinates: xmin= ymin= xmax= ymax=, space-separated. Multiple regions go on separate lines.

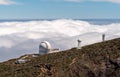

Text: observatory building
xmin=15 ymin=41 xmax=59 ymax=64
xmin=39 ymin=41 xmax=59 ymax=55
xmin=39 ymin=41 xmax=52 ymax=54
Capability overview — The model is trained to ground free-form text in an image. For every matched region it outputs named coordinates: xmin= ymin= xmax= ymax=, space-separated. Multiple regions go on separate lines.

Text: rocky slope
xmin=0 ymin=38 xmax=120 ymax=77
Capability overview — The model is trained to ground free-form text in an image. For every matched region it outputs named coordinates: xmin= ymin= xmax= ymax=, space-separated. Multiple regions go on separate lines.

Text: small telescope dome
xmin=40 ymin=41 xmax=52 ymax=50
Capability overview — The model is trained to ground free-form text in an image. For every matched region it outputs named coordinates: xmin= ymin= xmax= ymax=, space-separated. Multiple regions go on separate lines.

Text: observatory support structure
xmin=77 ymin=39 xmax=81 ymax=49
xmin=102 ymin=34 xmax=105 ymax=42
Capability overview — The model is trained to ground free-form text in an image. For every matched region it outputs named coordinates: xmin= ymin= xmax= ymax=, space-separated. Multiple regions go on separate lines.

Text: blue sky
xmin=0 ymin=0 xmax=120 ymax=19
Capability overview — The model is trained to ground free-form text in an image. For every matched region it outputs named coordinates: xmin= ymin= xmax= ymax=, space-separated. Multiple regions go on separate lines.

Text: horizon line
xmin=0 ymin=18 xmax=120 ymax=21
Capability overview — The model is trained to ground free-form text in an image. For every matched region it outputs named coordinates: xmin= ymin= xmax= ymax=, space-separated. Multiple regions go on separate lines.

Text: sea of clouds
xmin=0 ymin=19 xmax=120 ymax=62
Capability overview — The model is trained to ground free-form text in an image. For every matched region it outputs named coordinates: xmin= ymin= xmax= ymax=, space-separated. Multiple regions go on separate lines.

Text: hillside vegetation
xmin=0 ymin=38 xmax=120 ymax=77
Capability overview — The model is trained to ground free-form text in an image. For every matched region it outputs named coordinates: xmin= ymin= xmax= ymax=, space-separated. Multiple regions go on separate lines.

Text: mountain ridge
xmin=0 ymin=38 xmax=120 ymax=77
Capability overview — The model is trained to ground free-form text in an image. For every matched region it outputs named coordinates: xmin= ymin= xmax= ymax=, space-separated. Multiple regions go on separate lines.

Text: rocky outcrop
xmin=34 ymin=64 xmax=57 ymax=77
xmin=66 ymin=57 xmax=120 ymax=77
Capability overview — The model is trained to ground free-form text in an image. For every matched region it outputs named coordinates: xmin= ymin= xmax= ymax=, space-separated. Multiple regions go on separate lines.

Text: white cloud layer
xmin=0 ymin=19 xmax=120 ymax=62
xmin=0 ymin=0 xmax=15 ymax=5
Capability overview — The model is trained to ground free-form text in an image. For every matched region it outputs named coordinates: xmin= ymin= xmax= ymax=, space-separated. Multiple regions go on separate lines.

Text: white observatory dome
xmin=39 ymin=41 xmax=59 ymax=55
xmin=40 ymin=41 xmax=52 ymax=50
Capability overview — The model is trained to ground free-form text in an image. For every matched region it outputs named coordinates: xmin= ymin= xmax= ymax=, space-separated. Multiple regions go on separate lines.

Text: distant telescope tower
xmin=77 ymin=39 xmax=81 ymax=49
xmin=102 ymin=34 xmax=105 ymax=42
